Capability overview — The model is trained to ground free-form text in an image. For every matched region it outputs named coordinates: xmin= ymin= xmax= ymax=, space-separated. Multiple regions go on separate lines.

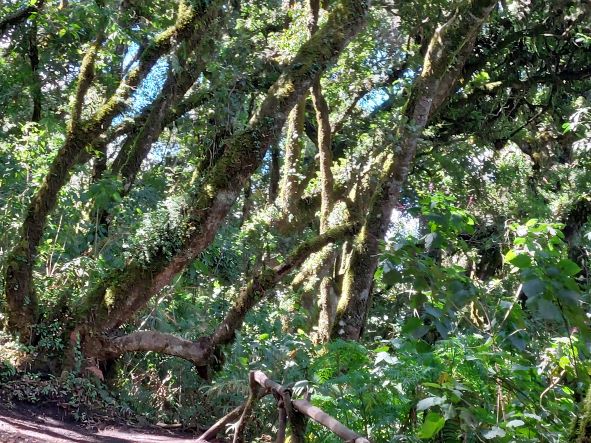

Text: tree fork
xmin=2 ymin=0 xmax=218 ymax=341
xmin=98 ymin=223 xmax=356 ymax=371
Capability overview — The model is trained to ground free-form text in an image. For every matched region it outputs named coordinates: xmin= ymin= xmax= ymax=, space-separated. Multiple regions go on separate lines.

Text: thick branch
xmin=70 ymin=34 xmax=104 ymax=131
xmin=211 ymin=222 xmax=357 ymax=346
xmin=84 ymin=0 xmax=369 ymax=333
xmin=106 ymin=331 xmax=211 ymax=365
xmin=0 ymin=0 xmax=44 ymax=37
xmin=278 ymin=99 xmax=306 ymax=214
xmin=311 ymin=80 xmax=335 ymax=232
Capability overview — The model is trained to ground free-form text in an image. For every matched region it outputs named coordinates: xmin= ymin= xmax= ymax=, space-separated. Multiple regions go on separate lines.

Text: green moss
xmin=104 ymin=288 xmax=115 ymax=310
xmin=570 ymin=387 xmax=591 ymax=442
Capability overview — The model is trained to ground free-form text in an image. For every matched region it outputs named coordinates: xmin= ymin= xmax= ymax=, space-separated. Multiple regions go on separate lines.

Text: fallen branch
xmin=200 ymin=370 xmax=370 ymax=443
xmin=233 ymin=371 xmax=266 ymax=443
xmin=198 ymin=404 xmax=246 ymax=442
xmin=293 ymin=399 xmax=370 ymax=443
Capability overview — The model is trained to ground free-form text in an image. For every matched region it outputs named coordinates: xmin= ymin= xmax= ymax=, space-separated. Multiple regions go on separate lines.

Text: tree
xmin=1 ymin=0 xmax=591 ymax=440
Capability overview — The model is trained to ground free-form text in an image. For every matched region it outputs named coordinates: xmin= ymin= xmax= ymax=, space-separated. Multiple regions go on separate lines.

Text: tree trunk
xmin=569 ymin=386 xmax=591 ymax=443
xmin=3 ymin=1 xmax=214 ymax=341
xmin=332 ymin=0 xmax=498 ymax=340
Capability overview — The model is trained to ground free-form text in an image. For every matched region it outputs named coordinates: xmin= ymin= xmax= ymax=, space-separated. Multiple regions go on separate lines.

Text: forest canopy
xmin=1 ymin=0 xmax=591 ymax=441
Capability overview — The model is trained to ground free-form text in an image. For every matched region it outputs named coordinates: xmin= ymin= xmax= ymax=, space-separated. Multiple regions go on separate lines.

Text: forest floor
xmin=0 ymin=402 xmax=214 ymax=443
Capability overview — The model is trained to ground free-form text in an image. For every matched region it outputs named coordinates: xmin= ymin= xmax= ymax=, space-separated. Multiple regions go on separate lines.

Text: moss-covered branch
xmin=70 ymin=34 xmax=104 ymax=131
xmin=212 ymin=222 xmax=357 ymax=346
xmin=3 ymin=0 xmax=227 ymax=342
xmin=83 ymin=0 xmax=370 ymax=334
xmin=569 ymin=386 xmax=591 ymax=442
xmin=278 ymin=99 xmax=306 ymax=214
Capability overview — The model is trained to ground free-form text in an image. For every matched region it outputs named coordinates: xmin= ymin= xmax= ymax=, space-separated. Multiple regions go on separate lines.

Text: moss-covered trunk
xmin=332 ymin=0 xmax=497 ymax=341
xmin=279 ymin=98 xmax=306 ymax=215
xmin=2 ymin=1 xmax=214 ymax=341
xmin=570 ymin=387 xmax=591 ymax=442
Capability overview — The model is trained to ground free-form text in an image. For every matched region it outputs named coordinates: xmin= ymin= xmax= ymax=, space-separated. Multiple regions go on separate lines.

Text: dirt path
xmin=0 ymin=403 xmax=214 ymax=443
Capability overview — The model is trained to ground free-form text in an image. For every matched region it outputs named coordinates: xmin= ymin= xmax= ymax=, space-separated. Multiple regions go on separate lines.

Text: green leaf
xmin=417 ymin=412 xmax=445 ymax=438
xmin=558 ymin=259 xmax=581 ymax=276
xmin=382 ymin=269 xmax=403 ymax=286
xmin=504 ymin=249 xmax=517 ymax=262
xmin=402 ymin=317 xmax=423 ymax=335
xmin=557 ymin=288 xmax=580 ymax=306
xmin=558 ymin=356 xmax=570 ymax=369
xmin=401 ymin=316 xmax=430 ymax=339
xmin=505 ymin=251 xmax=532 ymax=268
xmin=535 ymin=298 xmax=561 ymax=321
xmin=424 ymin=232 xmax=441 ymax=250
xmin=522 ymin=279 xmax=544 ymax=299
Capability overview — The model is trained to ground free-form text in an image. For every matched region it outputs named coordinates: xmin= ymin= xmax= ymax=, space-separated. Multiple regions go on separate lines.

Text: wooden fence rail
xmin=198 ymin=370 xmax=371 ymax=443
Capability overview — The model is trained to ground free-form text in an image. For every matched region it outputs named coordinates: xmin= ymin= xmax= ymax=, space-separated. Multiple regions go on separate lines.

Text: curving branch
xmin=82 ymin=0 xmax=370 ymax=335
xmin=100 ymin=223 xmax=356 ymax=375
xmin=107 ymin=331 xmax=211 ymax=365
xmin=211 ymin=222 xmax=357 ymax=346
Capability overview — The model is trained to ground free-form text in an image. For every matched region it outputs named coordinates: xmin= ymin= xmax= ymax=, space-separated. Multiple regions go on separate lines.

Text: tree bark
xmin=332 ymin=0 xmax=498 ymax=340
xmin=27 ymin=20 xmax=41 ymax=122
xmin=569 ymin=386 xmax=591 ymax=443
xmin=278 ymin=99 xmax=306 ymax=215
xmin=269 ymin=144 xmax=281 ymax=204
